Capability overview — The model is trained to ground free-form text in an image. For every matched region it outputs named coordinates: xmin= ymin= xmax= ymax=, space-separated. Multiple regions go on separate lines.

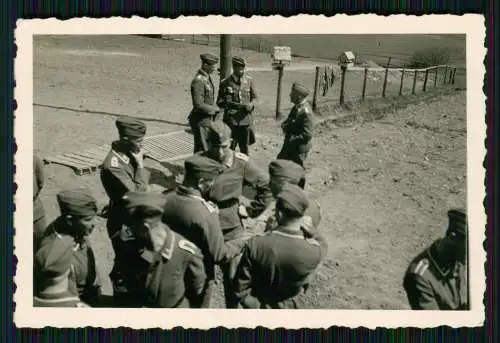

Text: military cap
xmin=447 ymin=208 xmax=467 ymax=236
xmin=116 ymin=117 xmax=147 ymax=139
xmin=269 ymin=159 xmax=305 ymax=185
xmin=122 ymin=191 xmax=166 ymax=217
xmin=232 ymin=56 xmax=247 ymax=67
xmin=35 ymin=234 xmax=75 ymax=279
xmin=184 ymin=154 xmax=224 ymax=180
xmin=57 ymin=188 xmax=98 ymax=217
xmin=276 ymin=183 xmax=309 ymax=217
xmin=200 ymin=53 xmax=219 ymax=65
xmin=206 ymin=120 xmax=232 ymax=147
xmin=291 ymin=82 xmax=311 ymax=97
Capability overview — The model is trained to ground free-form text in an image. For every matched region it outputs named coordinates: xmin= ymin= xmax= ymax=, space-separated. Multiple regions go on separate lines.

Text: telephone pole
xmin=220 ymin=35 xmax=233 ymax=79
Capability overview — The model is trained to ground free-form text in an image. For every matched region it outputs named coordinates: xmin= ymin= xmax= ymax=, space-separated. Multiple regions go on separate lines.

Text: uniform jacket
xmin=202 ymin=150 xmax=272 ymax=239
xmin=162 ymin=185 xmax=241 ymax=280
xmin=33 ymin=155 xmax=45 ymax=222
xmin=36 ymin=221 xmax=101 ymax=306
xmin=281 ymin=99 xmax=314 ymax=153
xmin=34 ymin=291 xmax=90 ymax=307
xmin=403 ymin=239 xmax=468 ymax=310
xmin=144 ymin=229 xmax=207 ymax=308
xmin=234 ymin=222 xmax=328 ymax=309
xmin=217 ymin=73 xmax=257 ymax=127
xmin=189 ymin=69 xmax=219 ymax=125
xmin=101 ymin=141 xmax=150 ymax=235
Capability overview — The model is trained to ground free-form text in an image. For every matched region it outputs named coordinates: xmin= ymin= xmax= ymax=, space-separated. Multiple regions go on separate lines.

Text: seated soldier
xmin=37 ymin=188 xmax=102 ymax=306
xmin=34 ymin=234 xmax=89 ymax=307
xmin=233 ymin=184 xmax=328 ymax=309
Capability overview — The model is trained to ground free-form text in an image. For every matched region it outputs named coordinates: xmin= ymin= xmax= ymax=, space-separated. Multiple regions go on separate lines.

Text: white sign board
xmin=273 ymin=46 xmax=292 ymax=62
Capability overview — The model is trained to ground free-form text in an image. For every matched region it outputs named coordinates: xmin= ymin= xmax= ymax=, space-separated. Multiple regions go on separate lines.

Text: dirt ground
xmin=33 ymin=35 xmax=466 ymax=309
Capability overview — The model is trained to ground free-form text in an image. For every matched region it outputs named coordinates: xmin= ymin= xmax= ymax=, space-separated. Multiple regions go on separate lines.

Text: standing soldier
xmin=120 ymin=191 xmax=207 ymax=308
xmin=162 ymin=154 xmax=242 ymax=308
xmin=233 ymin=184 xmax=328 ymax=309
xmin=100 ymin=117 xmax=149 ymax=301
xmin=188 ymin=53 xmax=222 ymax=153
xmin=33 ymin=155 xmax=47 ymax=249
xmin=201 ymin=120 xmax=273 ymax=308
xmin=36 ymin=188 xmax=102 ymax=306
xmin=277 ymin=82 xmax=315 ymax=167
xmin=217 ymin=56 xmax=258 ymax=155
xmin=34 ymin=234 xmax=90 ymax=307
xmin=252 ymin=159 xmax=321 ymax=235
xmin=403 ymin=209 xmax=469 ymax=310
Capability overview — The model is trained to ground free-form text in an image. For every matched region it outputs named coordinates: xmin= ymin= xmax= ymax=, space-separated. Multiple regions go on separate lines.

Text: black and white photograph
xmin=15 ymin=15 xmax=486 ymax=328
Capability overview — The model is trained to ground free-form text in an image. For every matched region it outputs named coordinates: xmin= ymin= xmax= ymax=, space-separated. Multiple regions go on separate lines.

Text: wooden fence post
xmin=312 ymin=66 xmax=321 ymax=111
xmin=339 ymin=65 xmax=347 ymax=105
xmin=443 ymin=66 xmax=449 ymax=84
xmin=434 ymin=67 xmax=438 ymax=87
xmin=386 ymin=56 xmax=392 ymax=68
xmin=448 ymin=67 xmax=453 ymax=84
xmin=452 ymin=68 xmax=457 ymax=85
xmin=423 ymin=69 xmax=429 ymax=92
xmin=399 ymin=69 xmax=405 ymax=95
xmin=362 ymin=67 xmax=368 ymax=101
xmin=412 ymin=70 xmax=418 ymax=94
xmin=382 ymin=67 xmax=389 ymax=98
xmin=192 ymin=35 xmax=195 ymax=44
xmin=275 ymin=63 xmax=284 ymax=119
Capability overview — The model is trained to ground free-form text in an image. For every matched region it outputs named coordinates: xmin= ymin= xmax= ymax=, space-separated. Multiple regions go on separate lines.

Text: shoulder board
xmin=195 ymin=74 xmax=208 ymax=82
xmin=201 ymin=199 xmax=219 ymax=214
xmin=234 ymin=151 xmax=249 ymax=162
xmin=75 ymin=302 xmax=90 ymax=308
xmin=178 ymin=239 xmax=201 ymax=256
xmin=410 ymin=258 xmax=430 ymax=276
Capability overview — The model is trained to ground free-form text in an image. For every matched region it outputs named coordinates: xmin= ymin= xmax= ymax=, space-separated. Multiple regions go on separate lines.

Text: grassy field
xmin=33 ymin=34 xmax=466 ymax=309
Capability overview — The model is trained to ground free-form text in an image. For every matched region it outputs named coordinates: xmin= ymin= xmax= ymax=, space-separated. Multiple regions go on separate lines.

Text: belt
xmin=216 ymin=199 xmax=239 ymax=209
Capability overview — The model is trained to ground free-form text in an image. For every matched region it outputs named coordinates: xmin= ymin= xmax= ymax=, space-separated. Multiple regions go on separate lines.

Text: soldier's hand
xmin=130 ymin=151 xmax=144 ymax=168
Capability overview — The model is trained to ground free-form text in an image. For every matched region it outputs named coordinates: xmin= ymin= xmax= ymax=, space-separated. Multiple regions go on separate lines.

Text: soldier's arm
xmin=101 ymin=165 xmax=145 ymax=200
xmin=291 ymin=109 xmax=314 ymax=142
xmin=202 ymin=212 xmax=241 ymax=264
xmin=403 ymin=273 xmax=440 ymax=310
xmin=181 ymin=242 xmax=207 ymax=307
xmin=216 ymin=79 xmax=226 ymax=108
xmin=192 ymin=78 xmax=219 ymax=116
xmin=134 ymin=166 xmax=150 ymax=192
xmin=233 ymin=244 xmax=262 ymax=309
xmin=34 ymin=156 xmax=45 ymax=197
xmin=250 ymin=78 xmax=258 ymax=102
xmin=242 ymin=159 xmax=273 ymax=217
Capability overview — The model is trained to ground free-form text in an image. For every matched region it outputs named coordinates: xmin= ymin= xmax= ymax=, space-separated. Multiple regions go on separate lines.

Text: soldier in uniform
xmin=252 ymin=159 xmax=321 ymax=235
xmin=162 ymin=154 xmax=242 ymax=308
xmin=277 ymin=82 xmax=315 ymax=167
xmin=120 ymin=191 xmax=207 ymax=308
xmin=33 ymin=155 xmax=47 ymax=249
xmin=217 ymin=56 xmax=258 ymax=155
xmin=201 ymin=120 xmax=272 ymax=308
xmin=188 ymin=53 xmax=222 ymax=153
xmin=34 ymin=234 xmax=90 ymax=307
xmin=36 ymin=188 xmax=101 ymax=306
xmin=100 ymin=117 xmax=150 ymax=299
xmin=403 ymin=209 xmax=468 ymax=310
xmin=233 ymin=184 xmax=328 ymax=309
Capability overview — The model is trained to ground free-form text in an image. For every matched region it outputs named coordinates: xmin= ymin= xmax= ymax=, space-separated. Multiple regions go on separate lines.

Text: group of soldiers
xmin=32 ymin=52 xmax=468 ymax=311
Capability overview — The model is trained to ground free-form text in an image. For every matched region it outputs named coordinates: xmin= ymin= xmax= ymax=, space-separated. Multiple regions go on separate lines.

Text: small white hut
xmin=339 ymin=51 xmax=356 ymax=68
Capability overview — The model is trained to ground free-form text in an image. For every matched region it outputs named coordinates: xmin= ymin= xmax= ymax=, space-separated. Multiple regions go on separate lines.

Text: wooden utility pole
xmin=399 ymin=69 xmax=405 ymax=96
xmin=275 ymin=63 xmax=284 ymax=119
xmin=339 ymin=65 xmax=347 ymax=105
xmin=220 ymin=35 xmax=233 ymax=80
xmin=362 ymin=67 xmax=368 ymax=100
xmin=312 ymin=66 xmax=321 ymax=111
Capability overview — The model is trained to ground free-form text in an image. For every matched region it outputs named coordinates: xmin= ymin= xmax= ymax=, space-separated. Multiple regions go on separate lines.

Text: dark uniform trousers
xmin=217 ymin=73 xmax=258 ymax=155
xmin=234 ymin=229 xmax=328 ymax=309
xmin=33 ymin=155 xmax=47 ymax=249
xmin=162 ymin=185 xmax=242 ymax=308
xmin=403 ymin=240 xmax=468 ymax=310
xmin=203 ymin=151 xmax=272 ymax=308
xmin=36 ymin=221 xmax=102 ymax=307
xmin=277 ymin=100 xmax=314 ymax=167
xmin=189 ymin=69 xmax=219 ymax=153
xmin=143 ymin=230 xmax=207 ymax=308
xmin=100 ymin=142 xmax=150 ymax=295
xmin=34 ymin=291 xmax=89 ymax=307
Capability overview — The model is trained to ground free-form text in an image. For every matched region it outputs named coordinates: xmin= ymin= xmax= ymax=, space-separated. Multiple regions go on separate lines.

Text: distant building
xmin=339 ymin=51 xmax=356 ymax=68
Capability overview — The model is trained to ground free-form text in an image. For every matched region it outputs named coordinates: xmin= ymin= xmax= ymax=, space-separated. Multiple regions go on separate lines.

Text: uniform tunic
xmin=100 ymin=141 xmax=150 ymax=238
xmin=144 ymin=230 xmax=207 ymax=308
xmin=36 ymin=222 xmax=101 ymax=306
xmin=34 ymin=291 xmax=89 ymax=307
xmin=234 ymin=225 xmax=328 ymax=309
xmin=33 ymin=155 xmax=46 ymax=242
xmin=202 ymin=150 xmax=272 ymax=241
xmin=277 ymin=99 xmax=314 ymax=167
xmin=188 ymin=69 xmax=219 ymax=152
xmin=403 ymin=240 xmax=468 ymax=310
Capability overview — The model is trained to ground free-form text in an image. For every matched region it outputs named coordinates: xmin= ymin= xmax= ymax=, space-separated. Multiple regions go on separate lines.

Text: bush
xmin=407 ymin=47 xmax=452 ymax=68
